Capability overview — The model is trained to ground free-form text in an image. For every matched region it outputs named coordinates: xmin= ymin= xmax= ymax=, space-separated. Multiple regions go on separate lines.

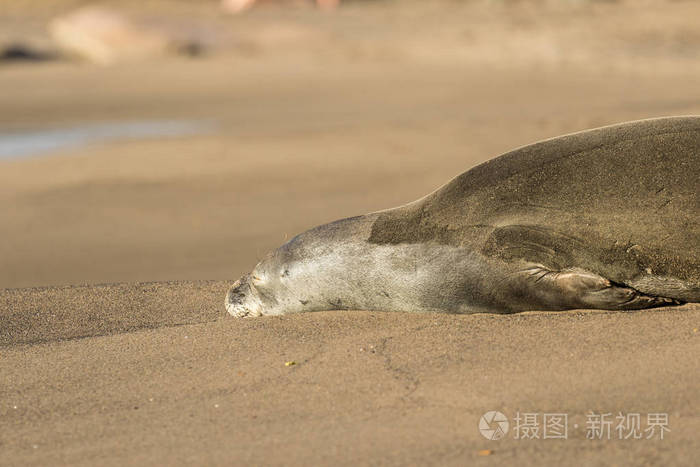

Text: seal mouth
xmin=225 ymin=275 xmax=264 ymax=317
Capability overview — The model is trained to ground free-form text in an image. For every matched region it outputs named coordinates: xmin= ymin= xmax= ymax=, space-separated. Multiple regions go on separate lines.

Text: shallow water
xmin=0 ymin=120 xmax=210 ymax=160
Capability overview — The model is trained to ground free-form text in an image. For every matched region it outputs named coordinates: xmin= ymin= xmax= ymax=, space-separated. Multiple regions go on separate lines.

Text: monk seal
xmin=226 ymin=116 xmax=699 ymax=317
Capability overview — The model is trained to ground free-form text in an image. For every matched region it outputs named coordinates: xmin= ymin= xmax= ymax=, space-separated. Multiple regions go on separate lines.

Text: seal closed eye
xmin=226 ymin=116 xmax=699 ymax=317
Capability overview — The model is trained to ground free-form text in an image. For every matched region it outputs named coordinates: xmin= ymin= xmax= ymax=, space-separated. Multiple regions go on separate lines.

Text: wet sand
xmin=1 ymin=1 xmax=700 ymax=465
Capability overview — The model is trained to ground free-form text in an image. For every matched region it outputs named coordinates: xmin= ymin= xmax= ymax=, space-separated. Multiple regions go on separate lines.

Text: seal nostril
xmin=226 ymin=284 xmax=246 ymax=305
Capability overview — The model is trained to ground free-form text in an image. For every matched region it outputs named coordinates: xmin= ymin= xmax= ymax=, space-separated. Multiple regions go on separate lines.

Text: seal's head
xmin=225 ymin=237 xmax=322 ymax=317
xmin=225 ymin=216 xmax=378 ymax=317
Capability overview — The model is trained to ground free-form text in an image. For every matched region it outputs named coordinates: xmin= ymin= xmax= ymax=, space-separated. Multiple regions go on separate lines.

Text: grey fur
xmin=226 ymin=117 xmax=699 ymax=317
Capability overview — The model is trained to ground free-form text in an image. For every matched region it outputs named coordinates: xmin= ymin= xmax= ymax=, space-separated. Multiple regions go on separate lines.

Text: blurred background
xmin=1 ymin=0 xmax=699 ymax=288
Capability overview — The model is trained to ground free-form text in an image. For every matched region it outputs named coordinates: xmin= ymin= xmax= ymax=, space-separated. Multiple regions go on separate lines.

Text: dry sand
xmin=1 ymin=1 xmax=700 ymax=465
xmin=3 ymin=284 xmax=700 ymax=465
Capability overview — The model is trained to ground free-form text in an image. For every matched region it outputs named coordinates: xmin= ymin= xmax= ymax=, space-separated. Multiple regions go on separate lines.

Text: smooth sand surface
xmin=2 ymin=1 xmax=700 ymax=465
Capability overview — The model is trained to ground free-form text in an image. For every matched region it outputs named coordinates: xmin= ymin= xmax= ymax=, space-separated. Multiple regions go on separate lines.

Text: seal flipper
xmin=515 ymin=265 xmax=682 ymax=311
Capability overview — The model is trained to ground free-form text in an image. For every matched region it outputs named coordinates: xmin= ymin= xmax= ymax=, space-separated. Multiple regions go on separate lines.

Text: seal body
xmin=226 ymin=117 xmax=699 ymax=317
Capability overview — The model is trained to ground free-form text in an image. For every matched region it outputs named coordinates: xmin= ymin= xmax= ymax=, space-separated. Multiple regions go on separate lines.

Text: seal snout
xmin=225 ymin=275 xmax=264 ymax=317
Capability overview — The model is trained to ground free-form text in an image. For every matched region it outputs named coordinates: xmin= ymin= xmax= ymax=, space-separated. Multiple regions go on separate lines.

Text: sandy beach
xmin=1 ymin=1 xmax=699 ymax=465
xmin=3 ymin=283 xmax=700 ymax=465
